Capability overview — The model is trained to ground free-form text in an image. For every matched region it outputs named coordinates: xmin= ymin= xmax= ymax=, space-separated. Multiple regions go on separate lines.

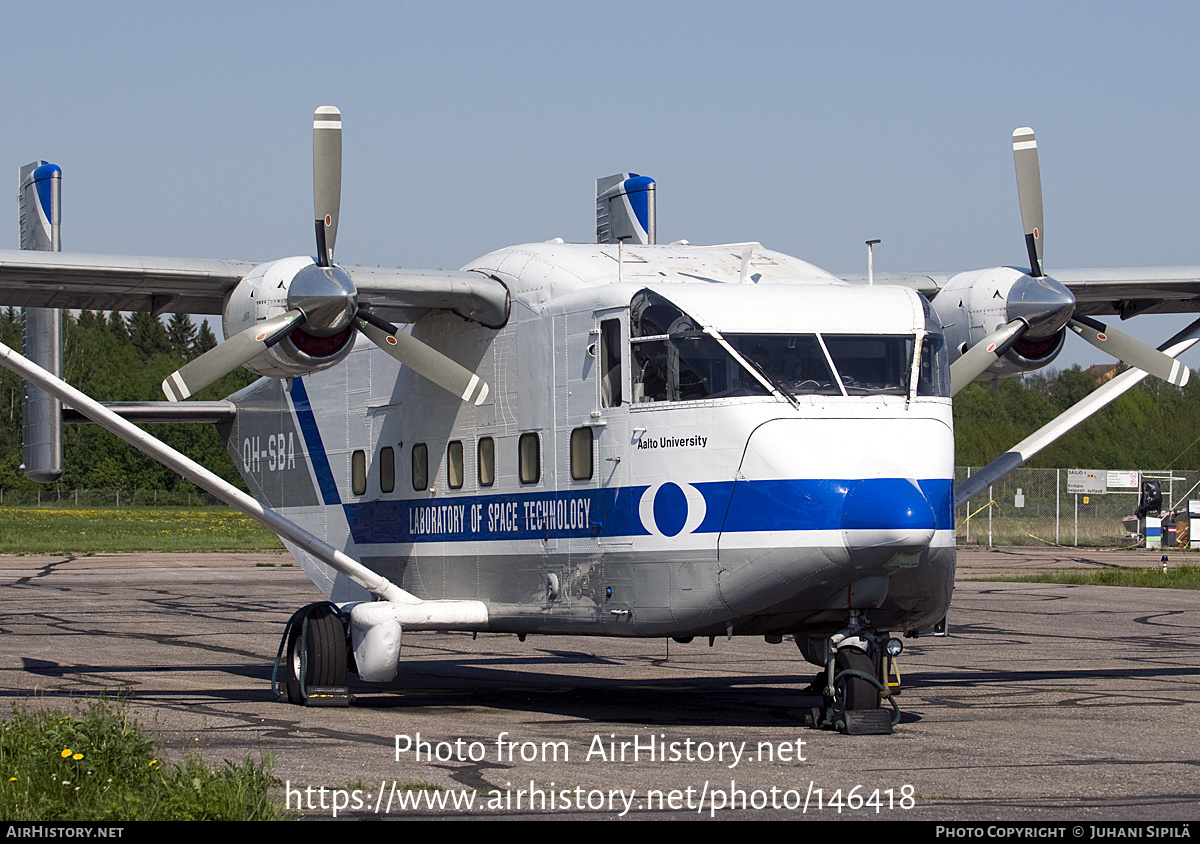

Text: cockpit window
xmin=631 ymin=289 xmax=770 ymax=402
xmin=632 ymin=290 xmax=696 ymax=338
xmin=633 ymin=332 xmax=770 ymax=402
xmin=822 ymin=335 xmax=914 ymax=396
xmin=723 ymin=334 xmax=841 ymax=396
xmin=916 ymin=334 xmax=949 ymax=397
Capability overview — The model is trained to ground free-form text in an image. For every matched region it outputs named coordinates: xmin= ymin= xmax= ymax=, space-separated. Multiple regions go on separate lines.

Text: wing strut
xmin=955 ymin=315 xmax=1200 ymax=507
xmin=0 ymin=337 xmax=489 ymax=626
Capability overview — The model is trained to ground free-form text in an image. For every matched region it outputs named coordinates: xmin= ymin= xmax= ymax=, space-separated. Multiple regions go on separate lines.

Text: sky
xmin=2 ymin=1 xmax=1199 ymax=370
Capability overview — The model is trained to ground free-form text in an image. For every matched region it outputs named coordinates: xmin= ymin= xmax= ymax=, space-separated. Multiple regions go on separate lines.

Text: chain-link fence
xmin=955 ymin=467 xmax=1200 ymax=548
xmin=0 ymin=488 xmax=225 ymax=507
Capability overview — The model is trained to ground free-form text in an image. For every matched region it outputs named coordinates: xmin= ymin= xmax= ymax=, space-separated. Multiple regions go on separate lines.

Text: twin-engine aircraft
xmin=2 ymin=111 xmax=1199 ymax=734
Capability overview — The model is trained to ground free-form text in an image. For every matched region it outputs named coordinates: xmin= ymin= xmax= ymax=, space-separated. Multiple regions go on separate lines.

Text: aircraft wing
xmin=0 ymin=249 xmax=507 ymax=325
xmin=0 ymin=249 xmax=254 ymax=315
xmin=844 ymin=267 xmax=1200 ymax=318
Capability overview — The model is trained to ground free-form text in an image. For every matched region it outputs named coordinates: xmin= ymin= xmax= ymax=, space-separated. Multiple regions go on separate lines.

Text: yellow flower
xmin=72 ymin=753 xmax=83 ymax=761
xmin=60 ymin=748 xmax=72 ymax=758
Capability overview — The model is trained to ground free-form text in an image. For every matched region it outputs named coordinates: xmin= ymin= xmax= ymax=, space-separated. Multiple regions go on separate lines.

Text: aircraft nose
xmin=840 ymin=479 xmax=936 ymax=566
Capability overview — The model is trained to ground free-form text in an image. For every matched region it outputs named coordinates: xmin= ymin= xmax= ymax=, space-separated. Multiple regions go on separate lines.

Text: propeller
xmin=163 ymin=107 xmax=490 ymax=405
xmin=949 ymin=128 xmax=1190 ymax=394
xmin=1012 ymin=127 xmax=1188 ymax=386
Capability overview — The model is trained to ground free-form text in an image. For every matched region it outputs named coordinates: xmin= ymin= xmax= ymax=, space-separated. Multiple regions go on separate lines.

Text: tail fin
xmin=596 ymin=173 xmax=655 ymax=245
xmin=18 ymin=161 xmax=63 ymax=483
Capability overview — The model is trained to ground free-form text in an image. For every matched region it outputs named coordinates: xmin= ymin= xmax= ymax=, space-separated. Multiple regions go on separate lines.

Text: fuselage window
xmin=519 ymin=432 xmax=540 ymax=485
xmin=380 ymin=446 xmax=395 ymax=494
xmin=478 ymin=437 xmax=495 ymax=487
xmin=447 ymin=440 xmax=464 ymax=490
xmin=352 ymin=450 xmax=367 ymax=496
xmin=570 ymin=427 xmax=593 ymax=481
xmin=412 ymin=443 xmax=429 ymax=491
xmin=600 ymin=318 xmax=623 ymax=408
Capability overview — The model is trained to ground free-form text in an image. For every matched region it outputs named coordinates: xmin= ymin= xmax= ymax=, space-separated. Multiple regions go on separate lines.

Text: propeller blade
xmin=1069 ymin=315 xmax=1191 ymax=387
xmin=162 ymin=309 xmax=305 ymax=401
xmin=355 ymin=310 xmax=489 ymax=405
xmin=313 ymin=106 xmax=342 ymax=267
xmin=949 ymin=319 xmax=1028 ymax=396
xmin=1013 ymin=127 xmax=1044 ymax=277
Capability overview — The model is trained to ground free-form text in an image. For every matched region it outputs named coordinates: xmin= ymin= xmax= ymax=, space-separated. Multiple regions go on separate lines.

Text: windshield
xmin=628 ymin=288 xmax=948 ymax=403
xmin=723 ymin=334 xmax=841 ymax=396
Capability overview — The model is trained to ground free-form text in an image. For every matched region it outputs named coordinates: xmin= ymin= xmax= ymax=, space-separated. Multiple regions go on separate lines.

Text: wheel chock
xmin=841 ymin=709 xmax=893 ymax=735
xmin=303 ymin=686 xmax=351 ymax=707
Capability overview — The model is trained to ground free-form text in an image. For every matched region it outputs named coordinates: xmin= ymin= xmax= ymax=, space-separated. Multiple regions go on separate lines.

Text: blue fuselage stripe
xmin=339 ymin=478 xmax=955 ymax=545
xmin=289 ymin=378 xmax=342 ymax=506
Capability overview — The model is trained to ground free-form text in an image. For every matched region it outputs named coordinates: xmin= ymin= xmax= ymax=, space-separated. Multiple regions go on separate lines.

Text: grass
xmin=0 ymin=697 xmax=283 ymax=821
xmin=0 ymin=507 xmax=284 ymax=554
xmin=980 ymin=563 xmax=1200 ymax=590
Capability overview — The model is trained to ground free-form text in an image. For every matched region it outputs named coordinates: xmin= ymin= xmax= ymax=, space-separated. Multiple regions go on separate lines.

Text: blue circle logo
xmin=638 ymin=482 xmax=707 ymax=537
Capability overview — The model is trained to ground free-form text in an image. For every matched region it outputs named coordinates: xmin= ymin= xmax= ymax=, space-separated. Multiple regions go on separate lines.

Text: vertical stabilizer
xmin=18 ymin=161 xmax=63 ymax=483
xmin=596 ymin=173 xmax=655 ymax=245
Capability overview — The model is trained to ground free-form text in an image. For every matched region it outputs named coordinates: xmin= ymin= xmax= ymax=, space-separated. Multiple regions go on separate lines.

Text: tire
xmin=285 ymin=603 xmax=347 ymax=705
xmin=830 ymin=647 xmax=878 ymax=717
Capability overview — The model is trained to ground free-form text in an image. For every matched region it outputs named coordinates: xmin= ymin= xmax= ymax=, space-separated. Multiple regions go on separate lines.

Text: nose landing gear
xmin=809 ymin=614 xmax=901 ymax=735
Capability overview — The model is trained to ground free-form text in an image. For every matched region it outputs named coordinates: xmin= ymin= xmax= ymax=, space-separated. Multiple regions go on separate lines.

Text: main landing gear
xmin=273 ymin=602 xmax=351 ymax=707
xmin=808 ymin=614 xmax=902 ymax=735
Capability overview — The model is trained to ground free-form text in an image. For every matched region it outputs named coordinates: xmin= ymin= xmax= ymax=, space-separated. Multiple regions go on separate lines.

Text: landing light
xmin=886 ymin=638 xmax=904 ymax=657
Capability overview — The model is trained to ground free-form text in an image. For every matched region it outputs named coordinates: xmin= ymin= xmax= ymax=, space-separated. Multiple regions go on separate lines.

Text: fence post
xmin=965 ymin=467 xmax=971 ymax=545
xmin=988 ymin=485 xmax=993 ymax=547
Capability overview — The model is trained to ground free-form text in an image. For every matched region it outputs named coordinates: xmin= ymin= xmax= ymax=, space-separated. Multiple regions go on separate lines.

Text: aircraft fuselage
xmin=223 ymin=241 xmax=955 ymax=644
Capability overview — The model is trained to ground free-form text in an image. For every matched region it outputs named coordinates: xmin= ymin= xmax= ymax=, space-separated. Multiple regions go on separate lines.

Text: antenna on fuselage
xmin=866 ymin=239 xmax=881 ymax=286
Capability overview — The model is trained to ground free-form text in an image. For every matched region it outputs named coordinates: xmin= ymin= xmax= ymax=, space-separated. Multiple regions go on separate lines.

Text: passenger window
xmin=352 ymin=450 xmax=366 ymax=496
xmin=478 ymin=437 xmax=495 ymax=487
xmin=380 ymin=446 xmax=395 ymax=494
xmin=447 ymin=441 xmax=464 ymax=489
xmin=412 ymin=443 xmax=428 ymax=491
xmin=570 ymin=427 xmax=593 ymax=481
xmin=519 ymin=433 xmax=540 ymax=485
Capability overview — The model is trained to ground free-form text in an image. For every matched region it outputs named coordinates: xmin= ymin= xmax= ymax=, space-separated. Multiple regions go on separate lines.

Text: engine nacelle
xmin=222 ymin=256 xmax=356 ymax=379
xmin=931 ymin=266 xmax=1068 ymax=381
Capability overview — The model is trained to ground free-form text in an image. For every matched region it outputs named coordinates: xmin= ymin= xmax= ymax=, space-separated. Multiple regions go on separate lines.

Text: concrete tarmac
xmin=1 ymin=549 xmax=1198 ymax=821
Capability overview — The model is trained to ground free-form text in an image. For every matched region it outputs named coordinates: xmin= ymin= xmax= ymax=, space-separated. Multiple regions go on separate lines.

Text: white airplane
xmin=2 ymin=112 xmax=1198 ymax=735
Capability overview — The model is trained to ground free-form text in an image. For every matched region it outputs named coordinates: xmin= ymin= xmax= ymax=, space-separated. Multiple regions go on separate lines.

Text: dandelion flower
xmin=60 ymin=748 xmax=72 ymax=758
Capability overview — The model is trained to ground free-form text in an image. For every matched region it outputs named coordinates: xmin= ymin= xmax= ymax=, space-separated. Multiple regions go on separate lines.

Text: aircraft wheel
xmin=285 ymin=603 xmax=347 ymax=705
xmin=829 ymin=647 xmax=878 ymax=721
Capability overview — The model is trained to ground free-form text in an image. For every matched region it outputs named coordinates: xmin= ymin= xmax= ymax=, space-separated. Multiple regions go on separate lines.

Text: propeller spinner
xmin=163 ymin=108 xmax=491 ymax=405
